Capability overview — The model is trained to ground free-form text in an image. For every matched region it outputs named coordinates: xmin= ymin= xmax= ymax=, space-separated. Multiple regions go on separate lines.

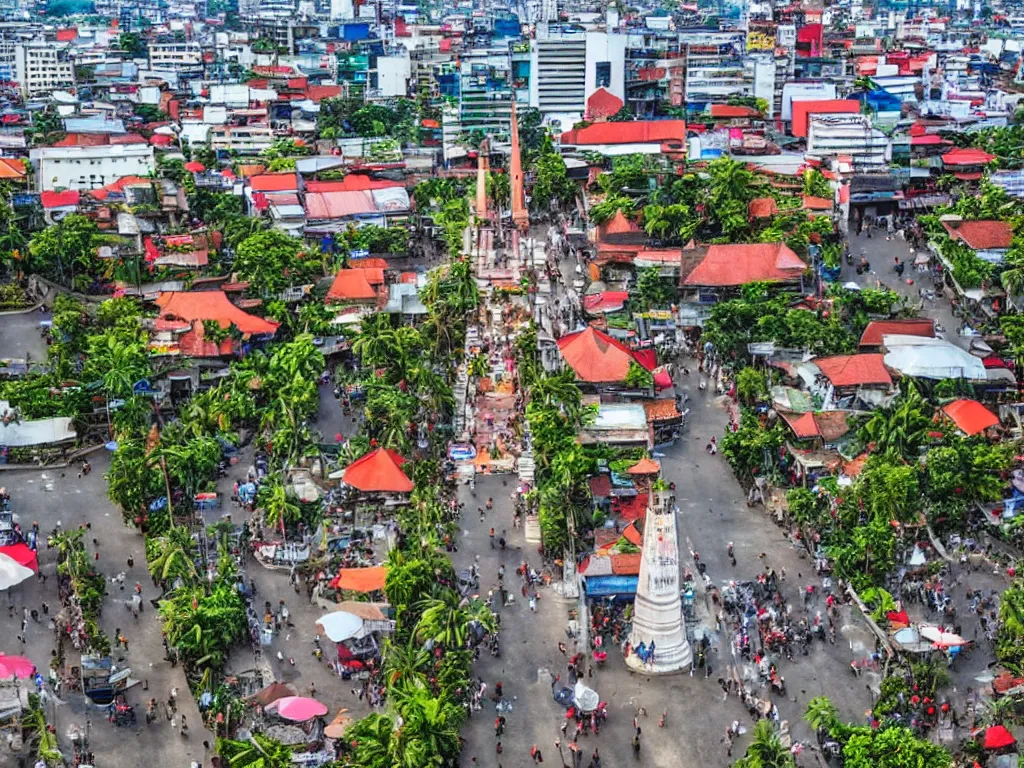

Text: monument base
xmin=624 ymin=636 xmax=693 ymax=675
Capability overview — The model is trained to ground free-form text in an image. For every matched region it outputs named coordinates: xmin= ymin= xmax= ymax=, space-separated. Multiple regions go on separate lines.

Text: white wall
xmin=751 ymin=55 xmax=775 ymax=117
xmin=330 ymin=0 xmax=354 ymax=19
xmin=781 ymin=82 xmax=836 ymax=120
xmin=31 ymin=146 xmax=156 ymax=191
xmin=377 ymin=54 xmax=411 ymax=97
xmin=584 ymin=31 xmax=626 ymax=105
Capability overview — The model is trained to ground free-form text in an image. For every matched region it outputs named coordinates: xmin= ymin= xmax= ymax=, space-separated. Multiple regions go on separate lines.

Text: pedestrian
xmin=180 ymin=714 xmax=188 ymax=737
xmin=169 ymin=687 xmax=178 ymax=713
xmin=706 ymin=436 xmax=717 ymax=455
xmin=127 ymin=554 xmax=134 ymax=569
xmin=309 ymin=682 xmax=316 ymax=698
xmin=531 ymin=745 xmax=544 ymax=763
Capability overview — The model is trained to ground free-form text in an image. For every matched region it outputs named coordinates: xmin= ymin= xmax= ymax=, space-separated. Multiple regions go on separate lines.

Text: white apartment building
xmin=148 ymin=42 xmax=204 ymax=73
xmin=806 ymin=114 xmax=891 ymax=171
xmin=30 ymin=144 xmax=156 ymax=191
xmin=530 ymin=30 xmax=587 ymax=124
xmin=208 ymin=125 xmax=275 ymax=154
xmin=15 ymin=43 xmax=75 ymax=97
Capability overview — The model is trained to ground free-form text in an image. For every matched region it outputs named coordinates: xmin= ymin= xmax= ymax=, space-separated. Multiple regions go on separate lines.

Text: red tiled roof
xmin=622 ymin=521 xmax=641 ymax=546
xmin=343 ymin=448 xmax=413 ymax=493
xmin=859 ymin=319 xmax=934 ymax=347
xmin=598 ymin=209 xmax=641 ymax=237
xmin=556 ymin=326 xmax=651 ymax=383
xmin=40 ymin=190 xmax=80 ymax=209
xmin=305 ymin=85 xmax=343 ymax=102
xmin=802 ymin=195 xmax=833 ymax=210
xmin=56 ymin=27 xmax=77 ymax=41
xmin=612 ymin=492 xmax=648 ymax=522
xmin=154 ymin=291 xmax=279 ymax=335
xmin=626 ymin=457 xmax=660 ymax=475
xmin=642 ymin=399 xmax=681 ymax=422
xmin=710 ymin=104 xmax=761 ymax=118
xmin=325 ymin=268 xmax=379 ymax=302
xmin=941 ymin=147 xmax=995 ymax=166
xmin=748 ymin=197 xmax=778 ymax=218
xmin=589 ymin=473 xmax=612 ymax=498
xmin=610 ymin=553 xmax=642 ymax=575
xmin=942 ymin=399 xmax=999 ymax=436
xmin=110 ymin=133 xmax=147 ymax=145
xmin=305 ymin=190 xmax=376 ymax=219
xmin=305 ymin=176 xmax=403 ymax=193
xmin=0 ymin=158 xmax=25 ymax=179
xmin=248 ymin=173 xmax=297 ymax=192
xmin=561 ymin=119 xmax=686 ymax=146
xmin=682 ymin=243 xmax=806 ymax=287
xmin=781 ymin=411 xmax=851 ymax=441
xmin=942 ymin=219 xmax=1013 ymax=250
xmin=52 ymin=133 xmax=109 ymax=147
xmin=814 ymin=354 xmax=892 ymax=387
xmin=586 ymin=87 xmax=624 ymax=120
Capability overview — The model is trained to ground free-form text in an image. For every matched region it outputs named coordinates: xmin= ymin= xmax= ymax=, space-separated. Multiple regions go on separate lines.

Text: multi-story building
xmin=148 ymin=42 xmax=204 ymax=74
xmin=530 ymin=27 xmax=587 ymax=125
xmin=623 ymin=29 xmax=682 ymax=118
xmin=457 ymin=47 xmax=515 ymax=140
xmin=208 ymin=125 xmax=275 ymax=155
xmin=806 ymin=113 xmax=891 ymax=171
xmin=30 ymin=144 xmax=156 ymax=191
xmin=680 ymin=29 xmax=750 ymax=111
xmin=15 ymin=43 xmax=75 ymax=97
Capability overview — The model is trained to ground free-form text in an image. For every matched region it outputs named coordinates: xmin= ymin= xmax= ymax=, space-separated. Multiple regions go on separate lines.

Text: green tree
xmin=217 ymin=734 xmax=293 ymax=768
xmin=118 ymin=32 xmax=147 ymax=57
xmin=234 ymin=230 xmax=304 ymax=295
xmin=27 ymin=214 xmax=102 ymax=287
xmin=733 ymin=720 xmax=794 ymax=768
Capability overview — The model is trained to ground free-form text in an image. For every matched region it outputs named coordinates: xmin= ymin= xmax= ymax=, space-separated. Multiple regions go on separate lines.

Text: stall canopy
xmin=626 ymin=457 xmax=660 ymax=475
xmin=316 ymin=611 xmax=363 ymax=642
xmin=268 ymin=696 xmax=329 ymax=722
xmin=941 ymin=399 xmax=1000 ymax=436
xmin=983 ymin=725 xmax=1017 ymax=750
xmin=329 ymin=565 xmax=387 ymax=593
xmin=342 ymin=448 xmax=414 ymax=493
xmin=882 ymin=335 xmax=987 ymax=380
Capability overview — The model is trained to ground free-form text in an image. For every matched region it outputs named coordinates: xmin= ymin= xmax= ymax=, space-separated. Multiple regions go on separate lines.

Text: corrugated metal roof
xmin=305 ymin=190 xmax=376 ymax=219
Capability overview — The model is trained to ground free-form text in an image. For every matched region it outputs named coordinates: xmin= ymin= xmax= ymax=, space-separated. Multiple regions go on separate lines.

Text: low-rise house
xmin=859 ymin=319 xmax=935 ymax=350
xmin=796 ymin=353 xmax=894 ymax=410
xmin=556 ymin=326 xmax=655 ymax=392
xmin=779 ymin=410 xmax=852 ymax=449
xmin=940 ymin=218 xmax=1014 ymax=264
xmin=30 ymin=144 xmax=156 ymax=191
xmin=150 ymin=290 xmax=280 ymax=359
xmin=679 ymin=243 xmax=807 ymax=316
xmin=578 ymin=403 xmax=651 ymax=449
xmin=940 ymin=399 xmax=1000 ymax=437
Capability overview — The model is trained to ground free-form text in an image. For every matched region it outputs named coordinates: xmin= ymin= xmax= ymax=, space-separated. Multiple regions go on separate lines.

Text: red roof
xmin=56 ymin=27 xmax=77 ymax=41
xmin=178 ymin=328 xmax=234 ymax=357
xmin=941 ymin=148 xmax=995 ymax=166
xmin=814 ymin=354 xmax=892 ymax=387
xmin=780 ymin=411 xmax=851 ymax=441
xmin=802 ymin=195 xmax=833 ymax=210
xmin=342 ymin=448 xmax=413 ymax=493
xmin=710 ymin=104 xmax=761 ymax=118
xmin=52 ymin=133 xmax=109 ymax=147
xmin=249 ymin=173 xmax=298 ymax=192
xmin=329 ymin=565 xmax=387 ymax=592
xmin=859 ymin=319 xmax=934 ymax=347
xmin=610 ymin=553 xmax=642 ymax=575
xmin=748 ymin=197 xmax=778 ymax=218
xmin=40 ymin=190 xmax=80 ymax=209
xmin=556 ymin=326 xmax=652 ymax=383
xmin=586 ymin=87 xmax=624 ymax=120
xmin=626 ymin=457 xmax=660 ymax=475
xmin=305 ymin=176 xmax=402 ymax=193
xmin=582 ymin=291 xmax=629 ymax=314
xmin=325 ymin=268 xmax=379 ymax=302
xmin=790 ymin=99 xmax=861 ymax=137
xmin=0 ymin=158 xmax=26 ymax=180
xmin=942 ymin=399 xmax=999 ymax=436
xmin=613 ymin=492 xmax=648 ymax=522
xmin=305 ymin=85 xmax=342 ymax=102
xmin=910 ymin=135 xmax=951 ymax=146
xmin=942 ymin=219 xmax=1013 ymax=250
xmin=682 ymin=243 xmax=806 ymax=287
xmin=154 ymin=291 xmax=280 ymax=335
xmin=110 ymin=133 xmax=147 ymax=145
xmin=561 ymin=119 xmax=686 ymax=146
xmin=983 ymin=725 xmax=1016 ymax=751
xmin=150 ymin=134 xmax=173 ymax=146
xmin=305 ymin=190 xmax=376 ymax=219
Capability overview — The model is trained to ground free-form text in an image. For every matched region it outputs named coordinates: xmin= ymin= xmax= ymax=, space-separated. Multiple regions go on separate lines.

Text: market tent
xmin=324 ymin=708 xmax=354 ymax=739
xmin=342 ymin=448 xmax=414 ymax=493
xmin=268 ymin=696 xmax=328 ymax=722
xmin=920 ymin=625 xmax=968 ymax=647
xmin=626 ymin=457 xmax=660 ymax=475
xmin=329 ymin=565 xmax=387 ymax=593
xmin=316 ymin=611 xmax=363 ymax=642
xmin=983 ymin=725 xmax=1016 ymax=750
xmin=0 ymin=544 xmax=37 ymax=591
xmin=249 ymin=682 xmax=298 ymax=707
xmin=882 ymin=335 xmax=987 ymax=380
xmin=0 ymin=654 xmax=35 ymax=679
xmin=942 ymin=399 xmax=1000 ymax=436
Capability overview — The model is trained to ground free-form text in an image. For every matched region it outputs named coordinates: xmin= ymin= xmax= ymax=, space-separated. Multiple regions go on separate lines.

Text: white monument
xmin=625 ymin=491 xmax=692 ymax=674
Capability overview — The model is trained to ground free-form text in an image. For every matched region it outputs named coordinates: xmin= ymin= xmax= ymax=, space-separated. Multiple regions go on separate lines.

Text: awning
xmin=329 ymin=565 xmax=387 ymax=593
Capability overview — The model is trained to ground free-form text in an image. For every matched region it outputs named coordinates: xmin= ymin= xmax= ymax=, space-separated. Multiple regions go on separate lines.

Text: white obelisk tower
xmin=625 ymin=491 xmax=692 ymax=674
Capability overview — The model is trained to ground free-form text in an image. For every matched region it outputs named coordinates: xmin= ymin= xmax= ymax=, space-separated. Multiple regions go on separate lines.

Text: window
xmin=595 ymin=61 xmax=611 ymax=88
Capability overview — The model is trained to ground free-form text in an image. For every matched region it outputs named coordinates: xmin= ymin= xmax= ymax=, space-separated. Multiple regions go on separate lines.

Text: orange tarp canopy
xmin=942 ymin=399 xmax=999 ymax=436
xmin=342 ymin=448 xmax=413 ymax=493
xmin=626 ymin=457 xmax=660 ymax=475
xmin=329 ymin=565 xmax=387 ymax=593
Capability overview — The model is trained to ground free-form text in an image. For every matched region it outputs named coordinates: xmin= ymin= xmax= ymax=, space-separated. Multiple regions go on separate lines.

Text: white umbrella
xmin=919 ymin=625 xmax=967 ymax=647
xmin=0 ymin=553 xmax=34 ymax=591
xmin=315 ymin=611 xmax=363 ymax=642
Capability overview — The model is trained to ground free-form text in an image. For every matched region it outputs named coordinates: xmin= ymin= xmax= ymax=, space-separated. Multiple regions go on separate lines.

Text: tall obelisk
xmin=625 ymin=491 xmax=692 ymax=674
xmin=509 ymin=99 xmax=529 ymax=232
xmin=476 ymin=138 xmax=490 ymax=220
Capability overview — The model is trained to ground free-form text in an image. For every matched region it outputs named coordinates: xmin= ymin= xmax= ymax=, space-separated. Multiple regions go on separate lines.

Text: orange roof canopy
xmin=556 ymin=326 xmax=651 ymax=383
xmin=942 ymin=399 xmax=999 ymax=436
xmin=626 ymin=457 xmax=660 ymax=475
xmin=154 ymin=291 xmax=279 ymax=335
xmin=342 ymin=448 xmax=414 ymax=493
xmin=329 ymin=565 xmax=387 ymax=593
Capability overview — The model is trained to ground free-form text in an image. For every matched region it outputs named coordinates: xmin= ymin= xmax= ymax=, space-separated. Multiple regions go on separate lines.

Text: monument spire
xmin=509 ymin=99 xmax=529 ymax=231
xmin=625 ymin=490 xmax=692 ymax=674
xmin=476 ymin=137 xmax=490 ymax=220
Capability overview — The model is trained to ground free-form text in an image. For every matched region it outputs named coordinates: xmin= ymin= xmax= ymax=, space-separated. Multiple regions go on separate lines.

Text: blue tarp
xmin=341 ymin=23 xmax=371 ymax=41
xmin=583 ymin=575 xmax=638 ymax=597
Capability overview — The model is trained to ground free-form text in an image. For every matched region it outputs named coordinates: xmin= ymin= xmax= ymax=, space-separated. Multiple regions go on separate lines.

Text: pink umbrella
xmin=270 ymin=696 xmax=328 ymax=722
xmin=183 ymin=161 xmax=205 ymax=173
xmin=0 ymin=654 xmax=36 ymax=679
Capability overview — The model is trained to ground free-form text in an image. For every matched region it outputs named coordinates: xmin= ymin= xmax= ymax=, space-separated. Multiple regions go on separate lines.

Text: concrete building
xmin=30 ymin=144 xmax=156 ymax=192
xmin=148 ymin=42 xmax=204 ymax=73
xmin=530 ymin=27 xmax=587 ymax=125
xmin=681 ymin=30 xmax=751 ymax=109
xmin=806 ymin=113 xmax=891 ymax=171
xmin=14 ymin=43 xmax=75 ymax=97
xmin=208 ymin=125 xmax=275 ymax=154
xmin=377 ymin=53 xmax=412 ymax=98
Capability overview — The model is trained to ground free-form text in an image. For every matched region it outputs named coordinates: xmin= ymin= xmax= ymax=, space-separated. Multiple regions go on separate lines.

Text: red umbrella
xmin=0 ymin=654 xmax=36 ymax=679
xmin=983 ymin=725 xmax=1016 ymax=750
xmin=183 ymin=161 xmax=205 ymax=172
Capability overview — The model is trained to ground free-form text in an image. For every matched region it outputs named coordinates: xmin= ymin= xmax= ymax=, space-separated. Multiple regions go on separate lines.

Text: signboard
xmin=747 ymin=30 xmax=776 ymax=51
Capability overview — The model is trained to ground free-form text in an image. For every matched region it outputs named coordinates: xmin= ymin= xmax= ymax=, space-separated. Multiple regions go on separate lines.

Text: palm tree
xmin=387 ymin=683 xmax=463 ymax=767
xmin=804 ymin=696 xmax=840 ymax=736
xmin=258 ymin=475 xmax=302 ymax=533
xmin=414 ymin=593 xmax=496 ymax=647
xmin=734 ymin=720 xmax=795 ymax=768
xmin=218 ymin=734 xmax=293 ymax=768
xmin=23 ymin=698 xmax=62 ymax=767
xmin=147 ymin=526 xmax=200 ymax=585
xmin=341 ymin=713 xmax=394 ymax=768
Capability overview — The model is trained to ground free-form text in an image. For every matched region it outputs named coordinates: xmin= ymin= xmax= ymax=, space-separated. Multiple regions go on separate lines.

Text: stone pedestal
xmin=625 ymin=492 xmax=692 ymax=674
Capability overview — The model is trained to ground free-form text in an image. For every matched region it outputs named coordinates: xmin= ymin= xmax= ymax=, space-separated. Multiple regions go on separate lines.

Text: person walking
xmin=531 ymin=745 xmax=544 ymax=763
